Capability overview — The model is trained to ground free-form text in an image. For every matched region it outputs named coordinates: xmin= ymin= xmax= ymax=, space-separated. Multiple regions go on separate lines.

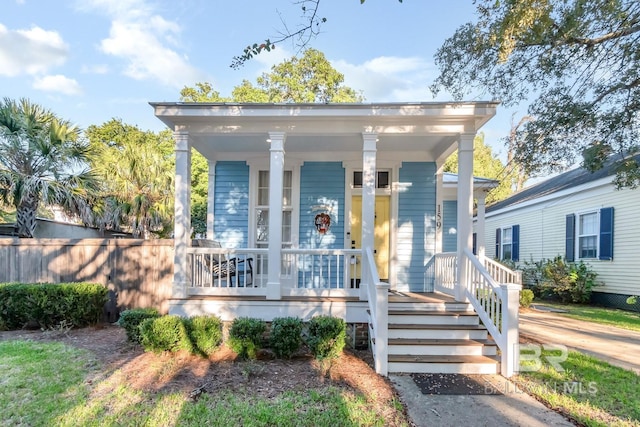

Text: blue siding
xmin=397 ymin=162 xmax=436 ymax=291
xmin=214 ymin=161 xmax=249 ymax=248
xmin=298 ymin=162 xmax=345 ymax=288
xmin=443 ymin=200 xmax=458 ymax=252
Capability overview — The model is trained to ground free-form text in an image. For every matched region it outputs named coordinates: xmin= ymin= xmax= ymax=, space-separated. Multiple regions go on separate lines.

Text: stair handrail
xmin=364 ymin=246 xmax=389 ymax=376
xmin=461 ymin=247 xmax=521 ymax=377
xmin=483 ymin=257 xmax=523 ymax=286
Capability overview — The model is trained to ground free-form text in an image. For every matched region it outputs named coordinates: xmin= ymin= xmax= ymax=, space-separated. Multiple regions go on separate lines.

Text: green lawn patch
xmin=0 ymin=339 xmax=407 ymax=426
xmin=0 ymin=340 xmax=95 ymax=426
xmin=535 ymin=302 xmax=640 ymax=332
xmin=515 ymin=349 xmax=640 ymax=426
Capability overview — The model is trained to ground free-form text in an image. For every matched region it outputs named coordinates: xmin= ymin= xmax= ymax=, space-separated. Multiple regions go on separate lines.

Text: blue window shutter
xmin=512 ymin=225 xmax=520 ymax=262
xmin=599 ymin=207 xmax=614 ymax=260
xmin=495 ymin=228 xmax=501 ymax=259
xmin=472 ymin=232 xmax=477 ymax=255
xmin=565 ymin=214 xmax=575 ymax=262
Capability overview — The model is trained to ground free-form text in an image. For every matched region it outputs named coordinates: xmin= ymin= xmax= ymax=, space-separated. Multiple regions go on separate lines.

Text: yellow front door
xmin=350 ymin=196 xmax=390 ymax=281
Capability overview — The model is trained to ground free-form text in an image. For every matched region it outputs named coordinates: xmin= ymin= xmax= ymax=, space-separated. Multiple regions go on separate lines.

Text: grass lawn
xmin=0 ymin=339 xmax=407 ymax=426
xmin=515 ymin=349 xmax=640 ymax=427
xmin=534 ymin=302 xmax=640 ymax=332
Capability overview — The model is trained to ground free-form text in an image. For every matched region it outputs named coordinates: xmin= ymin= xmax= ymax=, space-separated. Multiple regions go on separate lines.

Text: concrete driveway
xmin=519 ymin=308 xmax=640 ymax=374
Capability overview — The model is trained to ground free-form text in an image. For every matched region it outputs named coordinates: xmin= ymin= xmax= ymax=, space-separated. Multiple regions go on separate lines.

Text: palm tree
xmin=0 ymin=98 xmax=97 ymax=238
xmin=87 ymin=119 xmax=174 ymax=238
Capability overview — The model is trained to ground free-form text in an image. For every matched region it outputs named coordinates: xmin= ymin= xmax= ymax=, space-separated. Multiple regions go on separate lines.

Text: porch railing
xmin=188 ymin=247 xmax=363 ymax=291
xmin=363 ymin=247 xmax=389 ymax=376
xmin=461 ymin=248 xmax=521 ymax=377
xmin=282 ymin=248 xmax=362 ymax=289
xmin=483 ymin=257 xmax=522 ymax=286
xmin=424 ymin=252 xmax=457 ymax=295
xmin=189 ymin=247 xmax=267 ymax=288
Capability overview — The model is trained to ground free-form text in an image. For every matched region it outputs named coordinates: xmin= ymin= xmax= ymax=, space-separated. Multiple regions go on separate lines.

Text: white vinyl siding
xmin=480 ymin=180 xmax=638 ymax=295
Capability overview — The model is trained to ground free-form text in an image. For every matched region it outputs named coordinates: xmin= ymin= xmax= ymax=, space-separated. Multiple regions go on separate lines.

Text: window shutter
xmin=565 ymin=214 xmax=575 ymax=262
xmin=512 ymin=225 xmax=520 ymax=262
xmin=495 ymin=228 xmax=501 ymax=259
xmin=599 ymin=207 xmax=614 ymax=260
xmin=472 ymin=232 xmax=477 ymax=255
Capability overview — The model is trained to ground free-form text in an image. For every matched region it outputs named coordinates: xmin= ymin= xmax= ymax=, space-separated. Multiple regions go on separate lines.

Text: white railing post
xmin=172 ymin=129 xmax=191 ymax=298
xmin=500 ymin=283 xmax=521 ymax=377
xmin=375 ymin=282 xmax=390 ymax=376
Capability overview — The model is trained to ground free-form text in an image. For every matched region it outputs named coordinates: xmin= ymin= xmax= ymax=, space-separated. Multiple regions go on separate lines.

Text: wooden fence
xmin=0 ymin=238 xmax=174 ymax=318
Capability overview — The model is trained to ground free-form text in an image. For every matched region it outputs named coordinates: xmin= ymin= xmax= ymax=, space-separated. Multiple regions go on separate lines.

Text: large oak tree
xmin=431 ymin=0 xmax=640 ymax=188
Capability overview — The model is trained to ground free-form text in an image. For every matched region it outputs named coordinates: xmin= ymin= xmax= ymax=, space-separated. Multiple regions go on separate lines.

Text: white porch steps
xmin=378 ymin=298 xmax=499 ymax=374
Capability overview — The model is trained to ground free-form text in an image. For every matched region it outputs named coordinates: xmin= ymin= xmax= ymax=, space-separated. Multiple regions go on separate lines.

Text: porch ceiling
xmin=150 ymin=102 xmax=499 ymax=161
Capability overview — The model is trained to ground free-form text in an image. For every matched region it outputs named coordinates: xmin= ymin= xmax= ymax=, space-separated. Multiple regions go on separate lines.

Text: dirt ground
xmin=0 ymin=324 xmax=411 ymax=426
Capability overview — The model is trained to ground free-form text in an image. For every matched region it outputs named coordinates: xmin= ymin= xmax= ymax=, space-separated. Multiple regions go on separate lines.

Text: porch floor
xmin=172 ymin=291 xmax=457 ymax=304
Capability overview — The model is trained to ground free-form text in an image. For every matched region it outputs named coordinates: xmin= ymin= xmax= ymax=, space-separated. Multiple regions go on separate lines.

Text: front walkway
xmin=519 ymin=308 xmax=640 ymax=374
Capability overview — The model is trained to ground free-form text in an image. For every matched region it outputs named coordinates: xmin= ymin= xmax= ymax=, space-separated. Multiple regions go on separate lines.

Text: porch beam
xmin=266 ymin=132 xmax=286 ymax=300
xmin=173 ymin=129 xmax=191 ymax=298
xmin=361 ymin=132 xmax=377 ymax=300
xmin=206 ymin=160 xmax=216 ymax=240
xmin=456 ymin=133 xmax=475 ymax=302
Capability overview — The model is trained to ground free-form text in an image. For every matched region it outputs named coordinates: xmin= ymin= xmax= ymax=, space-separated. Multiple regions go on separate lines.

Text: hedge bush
xmin=0 ymin=282 xmax=108 ymax=330
xmin=269 ymin=317 xmax=303 ymax=359
xmin=228 ymin=317 xmax=266 ymax=359
xmin=140 ymin=315 xmax=193 ymax=353
xmin=184 ymin=315 xmax=223 ymax=356
xmin=306 ymin=315 xmax=346 ymax=360
xmin=117 ymin=308 xmax=161 ymax=344
xmin=520 ymin=289 xmax=535 ymax=308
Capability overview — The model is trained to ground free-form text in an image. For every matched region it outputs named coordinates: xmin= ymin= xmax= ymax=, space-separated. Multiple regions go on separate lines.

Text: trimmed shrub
xmin=117 ymin=308 xmax=160 ymax=344
xmin=184 ymin=315 xmax=223 ymax=356
xmin=269 ymin=317 xmax=303 ymax=359
xmin=306 ymin=315 xmax=346 ymax=360
xmin=139 ymin=315 xmax=192 ymax=353
xmin=540 ymin=257 xmax=599 ymax=303
xmin=0 ymin=282 xmax=108 ymax=330
xmin=228 ymin=317 xmax=266 ymax=359
xmin=520 ymin=289 xmax=535 ymax=308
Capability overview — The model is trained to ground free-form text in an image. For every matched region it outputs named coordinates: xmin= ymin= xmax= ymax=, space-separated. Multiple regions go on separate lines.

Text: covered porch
xmin=151 ymin=102 xmax=521 ymax=377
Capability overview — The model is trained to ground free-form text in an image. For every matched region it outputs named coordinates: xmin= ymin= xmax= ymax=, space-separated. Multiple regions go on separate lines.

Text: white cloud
xmin=332 ymin=56 xmax=436 ymax=102
xmin=79 ymin=0 xmax=208 ymax=88
xmin=81 ymin=64 xmax=109 ymax=74
xmin=33 ymin=74 xmax=83 ymax=96
xmin=0 ymin=24 xmax=69 ymax=77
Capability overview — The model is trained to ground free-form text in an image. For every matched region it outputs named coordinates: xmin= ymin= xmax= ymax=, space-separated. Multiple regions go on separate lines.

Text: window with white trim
xmin=577 ymin=211 xmax=598 ymax=259
xmin=352 ymin=170 xmax=390 ymax=189
xmin=501 ymin=227 xmax=513 ymax=260
xmin=256 ymin=170 xmax=293 ymax=249
xmin=495 ymin=224 xmax=519 ymax=261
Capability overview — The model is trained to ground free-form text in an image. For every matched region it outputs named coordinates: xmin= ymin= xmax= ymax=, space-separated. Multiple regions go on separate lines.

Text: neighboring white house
xmin=479 ymin=154 xmax=640 ymax=310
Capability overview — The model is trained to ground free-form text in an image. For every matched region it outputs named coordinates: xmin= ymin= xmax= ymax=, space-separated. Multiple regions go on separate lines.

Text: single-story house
xmin=151 ymin=102 xmax=522 ymax=376
xmin=479 ymin=154 xmax=640 ymax=311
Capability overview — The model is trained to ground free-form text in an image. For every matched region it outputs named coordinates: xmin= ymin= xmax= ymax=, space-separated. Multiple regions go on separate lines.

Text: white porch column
xmin=476 ymin=191 xmax=487 ymax=259
xmin=172 ymin=129 xmax=191 ymax=298
xmin=456 ymin=133 xmax=475 ymax=302
xmin=361 ymin=132 xmax=377 ymax=300
xmin=206 ymin=160 xmax=216 ymax=240
xmin=266 ymin=132 xmax=286 ymax=300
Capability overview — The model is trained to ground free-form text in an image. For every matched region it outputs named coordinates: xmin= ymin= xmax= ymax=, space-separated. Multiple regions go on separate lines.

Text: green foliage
xmin=139 ymin=315 xmax=192 ymax=353
xmin=444 ymin=133 xmax=513 ymax=204
xmin=520 ymin=256 xmax=599 ymax=303
xmin=519 ymin=289 xmax=534 ymax=308
xmin=628 ymin=296 xmax=638 ymax=305
xmin=228 ymin=317 xmax=266 ymax=360
xmin=183 ymin=315 xmax=223 ymax=356
xmin=305 ymin=315 xmax=346 ymax=360
xmin=116 ymin=308 xmax=160 ymax=344
xmin=431 ymin=0 xmax=640 ymax=188
xmin=269 ymin=317 xmax=303 ymax=359
xmin=85 ymin=119 xmax=174 ymax=238
xmin=0 ymin=282 xmax=108 ymax=330
xmin=0 ymin=98 xmax=98 ymax=238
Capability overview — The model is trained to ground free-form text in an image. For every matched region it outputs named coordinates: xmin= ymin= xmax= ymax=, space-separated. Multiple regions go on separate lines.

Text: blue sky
xmin=1 ymin=0 xmax=524 ymax=158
